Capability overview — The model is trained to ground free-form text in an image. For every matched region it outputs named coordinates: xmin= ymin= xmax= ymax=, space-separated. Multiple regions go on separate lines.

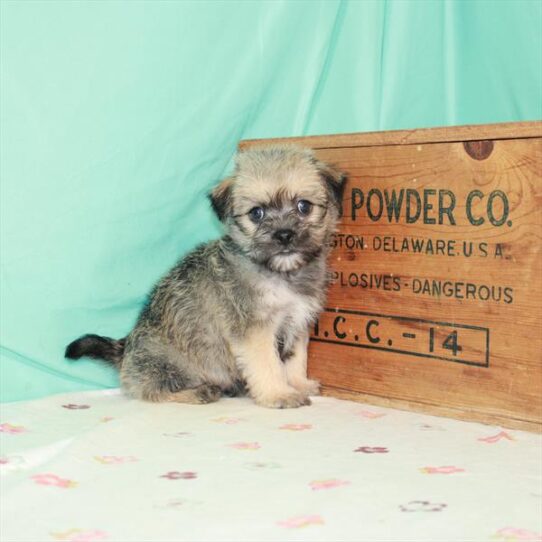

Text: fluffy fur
xmin=66 ymin=145 xmax=346 ymax=408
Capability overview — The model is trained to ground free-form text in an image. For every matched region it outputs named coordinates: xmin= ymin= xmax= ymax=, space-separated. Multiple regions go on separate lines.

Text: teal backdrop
xmin=1 ymin=0 xmax=541 ymax=401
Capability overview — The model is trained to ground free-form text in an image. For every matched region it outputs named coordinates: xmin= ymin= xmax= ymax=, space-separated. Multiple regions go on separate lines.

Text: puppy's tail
xmin=65 ymin=334 xmax=126 ymax=367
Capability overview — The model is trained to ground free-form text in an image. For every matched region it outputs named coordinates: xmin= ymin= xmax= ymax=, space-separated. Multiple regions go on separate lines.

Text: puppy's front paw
xmin=256 ymin=390 xmax=311 ymax=409
xmin=290 ymin=378 xmax=320 ymax=397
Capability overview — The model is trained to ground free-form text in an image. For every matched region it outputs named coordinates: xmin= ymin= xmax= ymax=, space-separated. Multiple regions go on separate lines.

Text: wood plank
xmin=240 ymin=120 xmax=542 ymax=150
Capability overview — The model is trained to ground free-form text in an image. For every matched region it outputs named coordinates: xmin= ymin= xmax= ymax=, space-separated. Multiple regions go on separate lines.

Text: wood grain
xmin=240 ymin=121 xmax=542 ymax=150
xmin=240 ymin=122 xmax=542 ymax=432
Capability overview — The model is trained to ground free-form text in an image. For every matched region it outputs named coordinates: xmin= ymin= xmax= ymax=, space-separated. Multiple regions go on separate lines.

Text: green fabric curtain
xmin=1 ymin=0 xmax=541 ymax=401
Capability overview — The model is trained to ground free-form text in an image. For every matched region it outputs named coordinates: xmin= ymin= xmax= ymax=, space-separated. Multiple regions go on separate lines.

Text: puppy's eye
xmin=248 ymin=206 xmax=265 ymax=222
xmin=296 ymin=200 xmax=313 ymax=216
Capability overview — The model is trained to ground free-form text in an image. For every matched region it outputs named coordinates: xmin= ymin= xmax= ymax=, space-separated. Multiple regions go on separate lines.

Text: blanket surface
xmin=1 ymin=390 xmax=541 ymax=542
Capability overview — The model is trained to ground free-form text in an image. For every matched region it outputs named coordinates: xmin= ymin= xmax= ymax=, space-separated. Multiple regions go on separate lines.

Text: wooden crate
xmin=240 ymin=122 xmax=542 ymax=432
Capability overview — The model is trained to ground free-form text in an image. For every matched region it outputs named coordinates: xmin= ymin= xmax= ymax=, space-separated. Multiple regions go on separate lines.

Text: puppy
xmin=66 ymin=145 xmax=346 ymax=408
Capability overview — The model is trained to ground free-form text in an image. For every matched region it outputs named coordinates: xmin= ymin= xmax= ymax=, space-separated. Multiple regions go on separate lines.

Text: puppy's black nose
xmin=273 ymin=229 xmax=295 ymax=246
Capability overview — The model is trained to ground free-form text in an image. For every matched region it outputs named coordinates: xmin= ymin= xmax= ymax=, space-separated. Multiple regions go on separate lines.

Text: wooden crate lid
xmin=240 ymin=121 xmax=542 ymax=150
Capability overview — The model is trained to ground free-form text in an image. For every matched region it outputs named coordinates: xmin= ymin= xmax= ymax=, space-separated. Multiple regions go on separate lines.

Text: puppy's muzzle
xmin=273 ymin=229 xmax=295 ymax=247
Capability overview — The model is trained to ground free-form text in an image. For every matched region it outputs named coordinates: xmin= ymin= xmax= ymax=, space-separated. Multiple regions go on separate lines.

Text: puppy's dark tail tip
xmin=65 ymin=334 xmax=125 ymax=366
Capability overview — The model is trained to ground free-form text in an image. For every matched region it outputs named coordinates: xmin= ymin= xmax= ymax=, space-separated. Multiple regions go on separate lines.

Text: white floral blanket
xmin=1 ymin=389 xmax=541 ymax=542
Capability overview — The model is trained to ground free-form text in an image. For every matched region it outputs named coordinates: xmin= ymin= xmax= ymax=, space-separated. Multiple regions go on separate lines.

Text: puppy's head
xmin=209 ymin=145 xmax=346 ymax=273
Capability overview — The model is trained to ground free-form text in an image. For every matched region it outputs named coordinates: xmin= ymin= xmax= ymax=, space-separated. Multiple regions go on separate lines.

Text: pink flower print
xmin=399 ymin=500 xmax=447 ymax=512
xmin=279 ymin=423 xmax=312 ymax=431
xmin=160 ymin=471 xmax=197 ymax=480
xmin=163 ymin=431 xmax=192 ymax=438
xmin=277 ymin=515 xmax=324 ymax=529
xmin=32 ymin=473 xmax=77 ymax=488
xmin=420 ymin=466 xmax=465 ymax=474
xmin=211 ymin=417 xmax=244 ymax=424
xmin=154 ymin=498 xmax=203 ymax=510
xmin=0 ymin=422 xmax=26 ymax=434
xmin=228 ymin=442 xmax=261 ymax=450
xmin=417 ymin=423 xmax=445 ymax=431
xmin=50 ymin=528 xmax=108 ymax=541
xmin=0 ymin=455 xmax=24 ymax=467
xmin=493 ymin=527 xmax=542 ymax=541
xmin=357 ymin=410 xmax=386 ymax=419
xmin=354 ymin=446 xmax=389 ymax=454
xmin=244 ymin=461 xmax=281 ymax=470
xmin=62 ymin=404 xmax=90 ymax=410
xmin=309 ymin=479 xmax=350 ymax=491
xmin=94 ymin=455 xmax=138 ymax=465
xmin=479 ymin=431 xmax=515 ymax=443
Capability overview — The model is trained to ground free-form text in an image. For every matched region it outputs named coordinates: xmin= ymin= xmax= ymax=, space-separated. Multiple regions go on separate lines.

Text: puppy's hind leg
xmin=121 ymin=342 xmax=221 ymax=405
xmin=167 ymin=385 xmax=222 ymax=404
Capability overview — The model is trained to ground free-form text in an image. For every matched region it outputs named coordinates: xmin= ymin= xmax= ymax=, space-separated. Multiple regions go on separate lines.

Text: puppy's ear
xmin=315 ymin=161 xmax=347 ymax=216
xmin=208 ymin=178 xmax=234 ymax=222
